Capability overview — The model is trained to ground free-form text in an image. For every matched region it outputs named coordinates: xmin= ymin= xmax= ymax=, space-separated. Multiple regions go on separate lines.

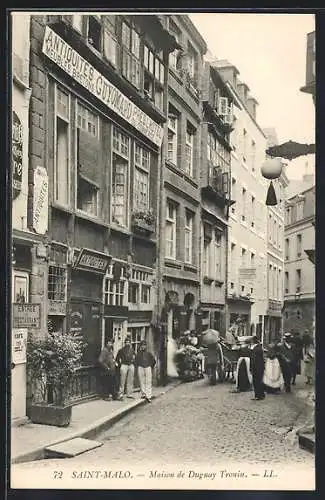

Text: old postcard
xmin=9 ymin=9 xmax=316 ymax=491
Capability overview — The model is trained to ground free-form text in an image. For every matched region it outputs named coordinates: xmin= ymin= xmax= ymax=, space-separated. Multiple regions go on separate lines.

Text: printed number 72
xmin=54 ymin=471 xmax=63 ymax=479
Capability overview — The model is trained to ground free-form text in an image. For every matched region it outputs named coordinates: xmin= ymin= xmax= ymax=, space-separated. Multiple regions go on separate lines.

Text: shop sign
xmin=74 ymin=248 xmax=111 ymax=274
xmin=33 ymin=166 xmax=48 ymax=235
xmin=12 ymin=111 xmax=23 ymax=199
xmin=42 ymin=26 xmax=163 ymax=148
xmin=48 ymin=300 xmax=67 ymax=316
xmin=12 ymin=328 xmax=28 ymax=364
xmin=12 ymin=303 xmax=41 ymax=329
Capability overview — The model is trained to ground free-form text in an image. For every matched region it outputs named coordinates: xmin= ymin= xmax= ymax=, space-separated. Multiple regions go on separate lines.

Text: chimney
xmin=246 ymin=96 xmax=258 ymax=121
xmin=236 ymin=80 xmax=250 ymax=106
xmin=212 ymin=59 xmax=240 ymax=88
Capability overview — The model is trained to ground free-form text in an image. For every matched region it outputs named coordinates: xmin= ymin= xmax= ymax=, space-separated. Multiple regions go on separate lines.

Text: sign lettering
xmin=12 ymin=329 xmax=28 ymax=364
xmin=12 ymin=111 xmax=23 ymax=199
xmin=42 ymin=26 xmax=163 ymax=148
xmin=33 ymin=166 xmax=48 ymax=234
xmin=12 ymin=303 xmax=41 ymax=329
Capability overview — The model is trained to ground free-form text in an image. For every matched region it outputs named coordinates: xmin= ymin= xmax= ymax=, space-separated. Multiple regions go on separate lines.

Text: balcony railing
xmin=202 ymin=163 xmax=230 ymax=204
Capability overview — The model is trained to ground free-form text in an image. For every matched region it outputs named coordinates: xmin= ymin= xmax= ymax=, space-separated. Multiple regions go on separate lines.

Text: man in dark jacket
xmin=135 ymin=340 xmax=156 ymax=402
xmin=98 ymin=341 xmax=118 ymax=400
xmin=291 ymin=331 xmax=304 ymax=385
xmin=116 ymin=337 xmax=135 ymax=400
xmin=277 ymin=332 xmax=295 ymax=393
xmin=249 ymin=336 xmax=265 ymax=400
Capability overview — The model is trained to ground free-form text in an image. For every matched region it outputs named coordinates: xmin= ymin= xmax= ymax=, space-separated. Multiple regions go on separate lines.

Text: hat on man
xmin=284 ymin=332 xmax=292 ymax=338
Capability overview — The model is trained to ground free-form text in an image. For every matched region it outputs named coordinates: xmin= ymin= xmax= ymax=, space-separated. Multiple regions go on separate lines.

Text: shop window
xmin=112 ymin=127 xmax=129 ymax=226
xmin=87 ymin=15 xmax=102 ymax=52
xmin=55 ymin=86 xmax=70 ymax=206
xmin=166 ymin=201 xmax=177 ymax=259
xmin=121 ymin=21 xmax=140 ymax=88
xmin=104 ymin=278 xmax=125 ymax=306
xmin=134 ymin=144 xmax=150 ymax=212
xmin=128 ymin=282 xmax=139 ymax=304
xmin=127 ymin=326 xmax=148 ymax=354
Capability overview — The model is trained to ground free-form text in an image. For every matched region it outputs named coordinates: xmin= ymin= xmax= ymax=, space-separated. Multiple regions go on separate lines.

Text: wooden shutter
xmin=77 ymin=129 xmax=101 ymax=185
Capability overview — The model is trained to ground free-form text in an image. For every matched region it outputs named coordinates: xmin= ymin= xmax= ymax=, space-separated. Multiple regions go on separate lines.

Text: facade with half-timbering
xmin=27 ymin=13 xmax=177 ymax=402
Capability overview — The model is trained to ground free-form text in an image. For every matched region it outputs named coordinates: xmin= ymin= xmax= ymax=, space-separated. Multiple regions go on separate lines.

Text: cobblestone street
xmin=12 ymin=377 xmax=314 ymax=472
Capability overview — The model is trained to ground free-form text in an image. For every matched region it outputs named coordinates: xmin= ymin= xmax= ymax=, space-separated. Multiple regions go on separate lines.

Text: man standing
xmin=135 ymin=340 xmax=156 ymax=402
xmin=116 ymin=337 xmax=135 ymax=400
xmin=249 ymin=336 xmax=265 ymax=400
xmin=277 ymin=332 xmax=295 ymax=393
xmin=98 ymin=341 xmax=118 ymax=400
xmin=291 ymin=331 xmax=304 ymax=385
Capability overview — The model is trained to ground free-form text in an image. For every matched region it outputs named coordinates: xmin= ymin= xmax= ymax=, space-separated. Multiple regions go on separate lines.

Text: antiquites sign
xmin=12 ymin=111 xmax=23 ymax=199
xmin=42 ymin=26 xmax=164 ymax=148
xmin=74 ymin=248 xmax=111 ymax=274
xmin=33 ymin=166 xmax=48 ymax=234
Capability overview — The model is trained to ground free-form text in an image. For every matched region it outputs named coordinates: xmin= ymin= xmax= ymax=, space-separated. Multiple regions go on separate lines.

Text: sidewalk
xmin=11 ymin=380 xmax=181 ymax=465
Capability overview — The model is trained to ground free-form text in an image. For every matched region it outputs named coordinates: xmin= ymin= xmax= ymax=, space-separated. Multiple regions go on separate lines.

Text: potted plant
xmin=131 ymin=209 xmax=155 ymax=234
xmin=27 ymin=332 xmax=85 ymax=427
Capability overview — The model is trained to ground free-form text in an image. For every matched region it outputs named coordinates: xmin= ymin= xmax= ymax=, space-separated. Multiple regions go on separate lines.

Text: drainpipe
xmin=156 ymin=48 xmax=169 ymax=386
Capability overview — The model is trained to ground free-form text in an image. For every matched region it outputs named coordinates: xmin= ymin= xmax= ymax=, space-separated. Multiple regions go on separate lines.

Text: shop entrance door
xmin=11 ymin=270 xmax=29 ymax=421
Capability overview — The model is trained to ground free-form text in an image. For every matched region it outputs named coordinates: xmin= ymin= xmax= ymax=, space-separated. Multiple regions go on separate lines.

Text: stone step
xmin=45 ymin=437 xmax=103 ymax=459
xmin=298 ymin=433 xmax=315 ymax=454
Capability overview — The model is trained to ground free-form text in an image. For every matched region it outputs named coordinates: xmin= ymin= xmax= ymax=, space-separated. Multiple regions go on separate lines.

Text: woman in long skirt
xmin=234 ymin=343 xmax=252 ymax=392
xmin=263 ymin=344 xmax=284 ymax=394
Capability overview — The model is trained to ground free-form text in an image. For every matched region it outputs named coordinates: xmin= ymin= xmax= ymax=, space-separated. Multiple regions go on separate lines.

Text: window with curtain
xmin=112 ymin=127 xmax=129 ymax=226
xmin=184 ymin=210 xmax=194 ymax=264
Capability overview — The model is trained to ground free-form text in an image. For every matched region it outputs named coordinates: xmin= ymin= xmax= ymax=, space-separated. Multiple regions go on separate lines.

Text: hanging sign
xmin=74 ymin=248 xmax=111 ymax=274
xmin=12 ymin=329 xmax=28 ymax=364
xmin=33 ymin=166 xmax=48 ymax=234
xmin=42 ymin=26 xmax=163 ymax=148
xmin=12 ymin=111 xmax=23 ymax=199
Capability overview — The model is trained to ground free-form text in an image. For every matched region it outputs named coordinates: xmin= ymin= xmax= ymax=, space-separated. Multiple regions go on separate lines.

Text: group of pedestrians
xmin=98 ymin=337 xmax=156 ymax=403
xmin=236 ymin=331 xmax=315 ymax=400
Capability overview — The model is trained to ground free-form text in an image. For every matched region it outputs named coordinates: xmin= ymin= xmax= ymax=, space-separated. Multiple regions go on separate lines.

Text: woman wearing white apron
xmin=263 ymin=344 xmax=284 ymax=394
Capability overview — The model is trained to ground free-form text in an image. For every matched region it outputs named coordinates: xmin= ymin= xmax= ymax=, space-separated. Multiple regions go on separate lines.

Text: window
xmin=297 ymin=234 xmax=302 ymax=257
xmin=242 ymin=129 xmax=247 ymax=162
xmin=185 ymin=126 xmax=194 ymax=177
xmin=250 ymin=252 xmax=255 ymax=267
xmin=55 ymin=86 xmax=70 ymax=206
xmin=268 ymin=214 xmax=272 ymax=241
xmin=251 ymin=140 xmax=256 ymax=172
xmin=166 ymin=201 xmax=177 ymax=259
xmin=127 ymin=326 xmax=149 ymax=354
xmin=128 ymin=282 xmax=139 ymax=304
xmin=168 ymin=21 xmax=181 ymax=71
xmin=296 ymin=200 xmax=304 ymax=220
xmin=285 ymin=206 xmax=292 ymax=225
xmin=134 ymin=144 xmax=150 ymax=212
xmin=273 ymin=220 xmax=277 ymax=245
xmin=143 ymin=44 xmax=164 ymax=110
xmin=48 ymin=246 xmax=67 ymax=302
xmin=278 ymin=225 xmax=282 ymax=249
xmin=77 ymin=177 xmax=99 ymax=216
xmin=214 ymin=230 xmax=222 ymax=278
xmin=141 ymin=285 xmax=151 ymax=304
xmin=184 ymin=210 xmax=194 ymax=264
xmin=241 ymin=247 xmax=247 ymax=267
xmin=104 ymin=277 xmax=125 ymax=306
xmin=241 ymin=188 xmax=247 ymax=222
xmin=87 ymin=16 xmax=102 ymax=52
xmin=121 ymin=21 xmax=140 ymax=88
xmin=285 ymin=238 xmax=290 ymax=260
xmin=72 ymin=14 xmax=83 ymax=33
xmin=77 ymin=102 xmax=99 ymax=138
xmin=231 ymin=178 xmax=236 ymax=215
xmin=112 ymin=127 xmax=129 ymax=226
xmin=167 ymin=110 xmax=178 ymax=165
xmin=203 ymin=239 xmax=210 ymax=277
xmin=251 ymin=196 xmax=255 ymax=227
xmin=285 ymin=271 xmax=289 ymax=294
xmin=187 ymin=44 xmax=197 ymax=81
xmin=103 ymin=26 xmax=117 ymax=66
xmin=278 ymin=269 xmax=282 ymax=300
xmin=296 ymin=269 xmax=302 ymax=293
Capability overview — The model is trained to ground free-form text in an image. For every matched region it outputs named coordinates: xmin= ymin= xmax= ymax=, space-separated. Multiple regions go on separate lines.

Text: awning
xmin=305 ymin=249 xmax=315 ymax=265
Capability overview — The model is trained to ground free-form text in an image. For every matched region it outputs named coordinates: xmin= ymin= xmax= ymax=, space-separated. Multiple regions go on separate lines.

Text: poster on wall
xmin=12 ymin=329 xmax=28 ymax=364
xmin=12 ymin=111 xmax=23 ymax=199
xmin=13 ymin=274 xmax=28 ymax=303
xmin=33 ymin=166 xmax=48 ymax=235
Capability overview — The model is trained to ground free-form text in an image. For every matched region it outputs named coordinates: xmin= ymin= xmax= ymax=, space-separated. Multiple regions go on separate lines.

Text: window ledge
xmin=51 ymin=202 xmax=74 ymax=215
xmin=75 ymin=210 xmax=108 ymax=227
xmin=110 ymin=223 xmax=131 ymax=236
xmin=184 ymin=263 xmax=198 ymax=273
xmin=165 ymin=258 xmax=182 ymax=269
xmin=165 ymin=160 xmax=198 ymax=187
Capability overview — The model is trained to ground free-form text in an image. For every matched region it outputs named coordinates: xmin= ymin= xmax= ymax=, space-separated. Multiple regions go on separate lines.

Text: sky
xmin=189 ymin=13 xmax=315 ymax=181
